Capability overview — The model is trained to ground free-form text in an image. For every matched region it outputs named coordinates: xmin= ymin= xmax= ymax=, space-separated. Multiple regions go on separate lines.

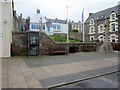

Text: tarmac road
xmin=55 ymin=71 xmax=120 ymax=88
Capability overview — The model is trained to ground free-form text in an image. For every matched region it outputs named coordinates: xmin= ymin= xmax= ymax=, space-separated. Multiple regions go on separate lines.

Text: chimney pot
xmin=37 ymin=9 xmax=40 ymax=14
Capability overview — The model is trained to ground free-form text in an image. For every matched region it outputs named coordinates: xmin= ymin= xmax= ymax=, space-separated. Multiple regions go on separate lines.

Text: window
xmin=57 ymin=25 xmax=61 ymax=29
xmin=31 ymin=24 xmax=39 ymax=29
xmin=111 ymin=23 xmax=115 ymax=31
xmin=48 ymin=27 xmax=50 ymax=32
xmin=91 ymin=20 xmax=94 ymax=25
xmin=100 ymin=37 xmax=103 ymax=41
xmin=33 ymin=25 xmax=35 ymax=29
xmin=43 ymin=25 xmax=45 ymax=30
xmin=111 ymin=36 xmax=115 ymax=42
xmin=97 ymin=16 xmax=100 ymax=20
xmin=102 ymin=15 xmax=105 ymax=19
xmin=32 ymin=24 xmax=34 ymax=29
xmin=90 ymin=36 xmax=94 ymax=41
xmin=100 ymin=26 xmax=104 ymax=32
xmin=110 ymin=12 xmax=116 ymax=21
xmin=91 ymin=27 xmax=94 ymax=33
xmin=91 ymin=37 xmax=94 ymax=41
xmin=36 ymin=25 xmax=39 ymax=29
xmin=74 ymin=25 xmax=75 ymax=28
xmin=111 ymin=14 xmax=115 ymax=20
xmin=53 ymin=24 xmax=56 ymax=29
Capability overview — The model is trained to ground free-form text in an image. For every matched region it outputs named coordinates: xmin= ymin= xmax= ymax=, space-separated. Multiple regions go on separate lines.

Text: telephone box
xmin=28 ymin=31 xmax=40 ymax=56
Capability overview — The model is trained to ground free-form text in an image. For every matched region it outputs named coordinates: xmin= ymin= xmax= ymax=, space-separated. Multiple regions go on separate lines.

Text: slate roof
xmin=85 ymin=5 xmax=119 ymax=23
xmin=69 ymin=22 xmax=82 ymax=26
xmin=46 ymin=18 xmax=67 ymax=24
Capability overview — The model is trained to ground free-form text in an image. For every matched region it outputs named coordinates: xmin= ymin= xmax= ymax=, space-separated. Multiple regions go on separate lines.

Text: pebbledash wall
xmin=12 ymin=31 xmax=97 ymax=56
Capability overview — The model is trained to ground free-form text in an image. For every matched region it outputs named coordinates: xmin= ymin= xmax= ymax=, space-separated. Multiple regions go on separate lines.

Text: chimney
xmin=89 ymin=13 xmax=93 ymax=16
xmin=37 ymin=9 xmax=40 ymax=14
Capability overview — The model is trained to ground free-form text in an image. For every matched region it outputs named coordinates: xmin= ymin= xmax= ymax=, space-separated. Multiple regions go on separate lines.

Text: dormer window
xmin=102 ymin=15 xmax=106 ymax=19
xmin=111 ymin=14 xmax=115 ymax=20
xmin=91 ymin=20 xmax=93 ymax=24
xmin=110 ymin=12 xmax=116 ymax=21
xmin=97 ymin=16 xmax=100 ymax=20
xmin=90 ymin=18 xmax=94 ymax=25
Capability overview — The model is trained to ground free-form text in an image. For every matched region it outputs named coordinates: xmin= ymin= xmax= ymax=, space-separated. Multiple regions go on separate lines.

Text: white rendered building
xmin=42 ymin=17 xmax=68 ymax=35
xmin=0 ymin=0 xmax=13 ymax=57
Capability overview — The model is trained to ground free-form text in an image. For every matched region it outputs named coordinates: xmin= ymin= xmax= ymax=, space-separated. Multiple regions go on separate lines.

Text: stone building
xmin=85 ymin=5 xmax=120 ymax=43
xmin=69 ymin=21 xmax=82 ymax=33
xmin=13 ymin=11 xmax=30 ymax=32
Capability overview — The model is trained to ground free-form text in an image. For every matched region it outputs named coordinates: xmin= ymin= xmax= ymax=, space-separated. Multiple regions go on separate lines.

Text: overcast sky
xmin=14 ymin=0 xmax=119 ymax=22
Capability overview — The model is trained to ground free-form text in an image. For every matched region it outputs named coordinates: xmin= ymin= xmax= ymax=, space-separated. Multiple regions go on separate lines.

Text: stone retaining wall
xmin=12 ymin=32 xmax=97 ymax=56
xmin=12 ymin=31 xmax=28 ymax=56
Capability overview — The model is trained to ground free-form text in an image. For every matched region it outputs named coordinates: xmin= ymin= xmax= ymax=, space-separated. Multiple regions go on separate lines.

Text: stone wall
xmin=69 ymin=32 xmax=83 ymax=41
xmin=12 ymin=31 xmax=28 ymax=56
xmin=40 ymin=33 xmax=68 ymax=55
xmin=12 ymin=32 xmax=97 ymax=56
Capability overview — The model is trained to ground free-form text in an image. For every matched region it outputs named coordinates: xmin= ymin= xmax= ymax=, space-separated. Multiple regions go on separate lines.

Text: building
xmin=0 ymin=0 xmax=13 ymax=57
xmin=13 ymin=10 xmax=30 ymax=32
xmin=29 ymin=9 xmax=42 ymax=32
xmin=42 ymin=17 xmax=68 ymax=35
xmin=85 ymin=5 xmax=120 ymax=43
xmin=69 ymin=21 xmax=82 ymax=33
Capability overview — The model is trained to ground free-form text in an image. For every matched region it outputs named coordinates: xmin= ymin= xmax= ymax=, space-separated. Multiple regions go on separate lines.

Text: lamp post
xmin=82 ymin=9 xmax=85 ymax=42
xmin=67 ymin=5 xmax=69 ymax=43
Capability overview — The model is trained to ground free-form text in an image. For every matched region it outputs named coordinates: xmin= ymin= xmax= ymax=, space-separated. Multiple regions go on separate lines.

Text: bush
xmin=50 ymin=35 xmax=82 ymax=43
xmin=72 ymin=29 xmax=79 ymax=32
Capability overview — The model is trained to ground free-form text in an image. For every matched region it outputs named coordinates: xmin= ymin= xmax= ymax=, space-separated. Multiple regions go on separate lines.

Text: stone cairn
xmin=99 ymin=19 xmax=113 ymax=53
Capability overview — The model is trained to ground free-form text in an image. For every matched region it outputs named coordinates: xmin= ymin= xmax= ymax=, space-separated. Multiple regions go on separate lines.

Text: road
xmin=51 ymin=71 xmax=119 ymax=89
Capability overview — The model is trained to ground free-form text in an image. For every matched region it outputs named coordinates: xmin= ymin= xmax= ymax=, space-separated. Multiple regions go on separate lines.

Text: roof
xmin=85 ymin=5 xmax=119 ymax=23
xmin=69 ymin=22 xmax=82 ymax=26
xmin=46 ymin=18 xmax=67 ymax=24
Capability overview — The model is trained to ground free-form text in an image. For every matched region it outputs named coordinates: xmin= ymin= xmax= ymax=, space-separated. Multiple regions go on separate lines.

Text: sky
xmin=14 ymin=0 xmax=119 ymax=22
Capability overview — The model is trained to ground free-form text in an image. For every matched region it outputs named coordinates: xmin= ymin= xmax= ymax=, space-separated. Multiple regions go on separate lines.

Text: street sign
xmin=0 ymin=33 xmax=3 ymax=37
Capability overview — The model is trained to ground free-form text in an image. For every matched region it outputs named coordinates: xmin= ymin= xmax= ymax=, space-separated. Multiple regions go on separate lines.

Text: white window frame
xmin=98 ymin=24 xmax=105 ymax=33
xmin=110 ymin=12 xmax=117 ymax=21
xmin=110 ymin=22 xmax=116 ymax=32
xmin=89 ymin=18 xmax=95 ymax=26
xmin=90 ymin=36 xmax=95 ymax=41
xmin=89 ymin=26 xmax=95 ymax=34
xmin=109 ymin=34 xmax=117 ymax=42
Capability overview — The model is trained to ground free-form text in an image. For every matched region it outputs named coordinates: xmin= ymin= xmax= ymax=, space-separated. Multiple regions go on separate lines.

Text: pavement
xmin=1 ymin=52 xmax=119 ymax=88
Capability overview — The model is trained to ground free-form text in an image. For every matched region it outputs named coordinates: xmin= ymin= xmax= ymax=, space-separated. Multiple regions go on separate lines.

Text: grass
xmin=50 ymin=35 xmax=82 ymax=43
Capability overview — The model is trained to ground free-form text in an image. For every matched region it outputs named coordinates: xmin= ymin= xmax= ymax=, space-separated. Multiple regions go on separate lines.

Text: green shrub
xmin=50 ymin=35 xmax=82 ymax=43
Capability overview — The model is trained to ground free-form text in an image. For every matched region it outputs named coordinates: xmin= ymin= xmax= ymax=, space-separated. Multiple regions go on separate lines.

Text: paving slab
xmin=24 ymin=52 xmax=118 ymax=68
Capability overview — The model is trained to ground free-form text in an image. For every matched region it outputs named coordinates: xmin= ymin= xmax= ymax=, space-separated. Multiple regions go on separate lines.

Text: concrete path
xmin=2 ymin=52 xmax=118 ymax=88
